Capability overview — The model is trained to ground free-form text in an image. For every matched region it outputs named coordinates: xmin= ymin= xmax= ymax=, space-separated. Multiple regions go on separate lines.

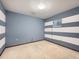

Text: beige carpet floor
xmin=0 ymin=40 xmax=79 ymax=59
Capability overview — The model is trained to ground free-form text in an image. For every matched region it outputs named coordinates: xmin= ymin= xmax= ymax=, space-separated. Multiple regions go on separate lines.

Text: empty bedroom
xmin=0 ymin=0 xmax=79 ymax=59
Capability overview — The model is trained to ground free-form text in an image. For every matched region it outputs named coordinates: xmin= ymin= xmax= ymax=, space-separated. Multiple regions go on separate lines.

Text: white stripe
xmin=0 ymin=37 xmax=5 ymax=48
xmin=45 ymin=34 xmax=79 ymax=45
xmin=45 ymin=28 xmax=53 ymax=32
xmin=53 ymin=27 xmax=79 ymax=33
xmin=0 ymin=10 xmax=6 ymax=22
xmin=45 ymin=21 xmax=53 ymax=26
xmin=45 ymin=34 xmax=53 ymax=38
xmin=0 ymin=26 xmax=5 ymax=34
xmin=53 ymin=35 xmax=79 ymax=45
xmin=62 ymin=14 xmax=79 ymax=24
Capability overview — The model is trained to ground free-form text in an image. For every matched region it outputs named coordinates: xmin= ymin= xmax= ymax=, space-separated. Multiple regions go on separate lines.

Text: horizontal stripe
xmin=45 ymin=21 xmax=53 ymax=26
xmin=0 ymin=37 xmax=5 ymax=49
xmin=0 ymin=10 xmax=6 ymax=22
xmin=0 ymin=44 xmax=5 ymax=55
xmin=0 ymin=33 xmax=5 ymax=40
xmin=0 ymin=20 xmax=5 ymax=26
xmin=45 ymin=32 xmax=52 ymax=34
xmin=53 ymin=27 xmax=79 ymax=33
xmin=44 ymin=28 xmax=53 ymax=32
xmin=46 ymin=38 xmax=79 ymax=51
xmin=62 ymin=14 xmax=79 ymax=24
xmin=45 ymin=34 xmax=52 ymax=38
xmin=45 ymin=25 xmax=53 ymax=28
xmin=62 ymin=22 xmax=79 ymax=27
xmin=46 ymin=7 xmax=79 ymax=22
xmin=0 ymin=26 xmax=5 ymax=34
xmin=45 ymin=32 xmax=79 ymax=38
xmin=45 ymin=34 xmax=79 ymax=45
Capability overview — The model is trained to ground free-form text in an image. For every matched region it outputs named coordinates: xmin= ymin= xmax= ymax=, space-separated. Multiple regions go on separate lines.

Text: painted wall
xmin=0 ymin=1 xmax=6 ymax=55
xmin=6 ymin=11 xmax=44 ymax=47
xmin=45 ymin=7 xmax=79 ymax=51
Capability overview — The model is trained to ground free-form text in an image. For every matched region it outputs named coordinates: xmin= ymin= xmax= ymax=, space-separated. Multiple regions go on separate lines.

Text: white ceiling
xmin=1 ymin=0 xmax=79 ymax=19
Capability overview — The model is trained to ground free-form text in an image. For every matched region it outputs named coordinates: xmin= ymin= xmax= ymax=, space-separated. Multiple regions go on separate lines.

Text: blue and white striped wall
xmin=44 ymin=7 xmax=79 ymax=51
xmin=0 ymin=2 xmax=6 ymax=54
